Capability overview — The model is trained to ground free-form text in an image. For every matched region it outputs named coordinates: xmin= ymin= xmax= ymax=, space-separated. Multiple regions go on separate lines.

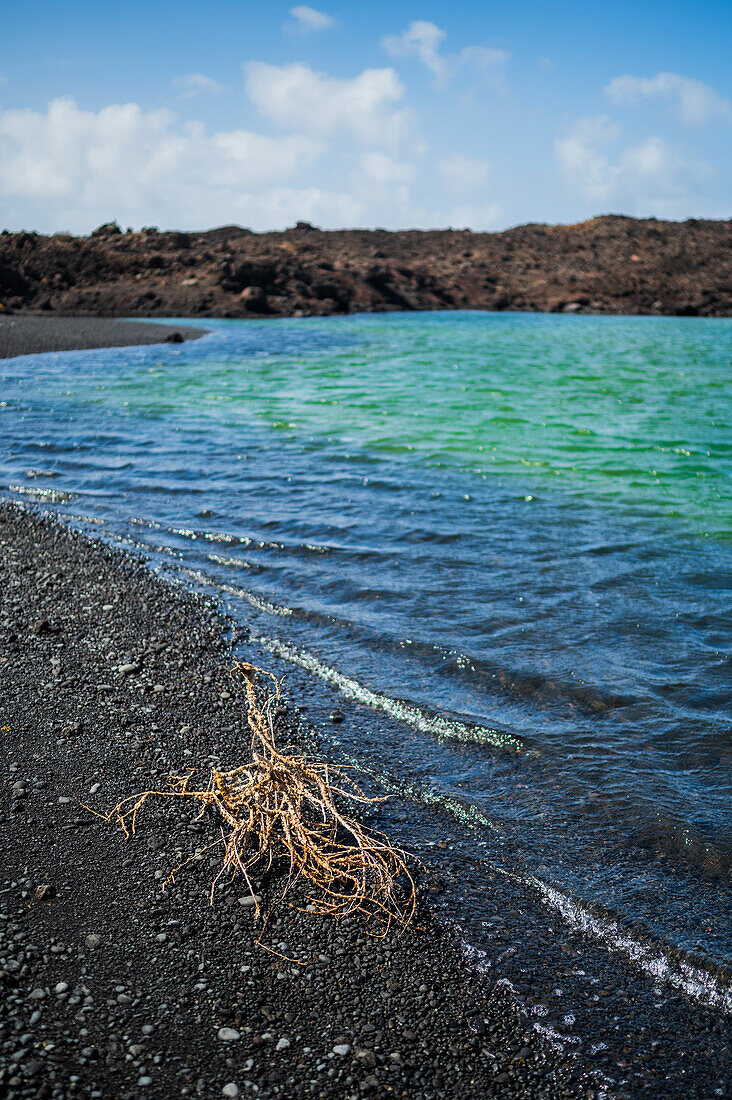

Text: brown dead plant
xmin=101 ymin=661 xmax=417 ymax=937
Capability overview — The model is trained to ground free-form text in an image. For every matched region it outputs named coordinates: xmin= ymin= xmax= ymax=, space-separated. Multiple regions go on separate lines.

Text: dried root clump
xmin=103 ymin=662 xmax=416 ymax=937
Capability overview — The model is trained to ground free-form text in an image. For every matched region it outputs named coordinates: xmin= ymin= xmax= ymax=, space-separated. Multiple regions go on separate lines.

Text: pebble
xmin=85 ymin=934 xmax=101 ymax=949
xmin=217 ymin=1028 xmax=240 ymax=1042
xmin=117 ymin=662 xmax=140 ymax=676
xmin=54 ymin=982 xmax=69 ymax=994
xmin=137 ymin=1076 xmax=153 ymax=1086
xmin=275 ymin=1038 xmax=290 ymax=1051
xmin=238 ymin=894 xmax=262 ymax=908
xmin=332 ymin=1044 xmax=352 ymax=1056
xmin=222 ymin=1086 xmax=239 ymax=1098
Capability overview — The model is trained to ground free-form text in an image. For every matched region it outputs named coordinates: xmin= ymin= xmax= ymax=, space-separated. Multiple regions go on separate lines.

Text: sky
xmin=1 ymin=0 xmax=730 ymax=233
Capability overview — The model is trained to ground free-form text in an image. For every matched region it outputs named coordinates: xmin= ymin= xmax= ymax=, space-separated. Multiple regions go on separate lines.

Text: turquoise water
xmin=2 ymin=311 xmax=731 ymax=981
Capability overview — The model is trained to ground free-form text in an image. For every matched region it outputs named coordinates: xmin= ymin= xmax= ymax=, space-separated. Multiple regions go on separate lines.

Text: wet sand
xmin=0 ymin=315 xmax=206 ymax=359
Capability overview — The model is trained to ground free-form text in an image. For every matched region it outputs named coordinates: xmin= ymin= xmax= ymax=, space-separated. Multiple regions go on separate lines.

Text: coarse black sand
xmin=0 ymin=316 xmax=206 ymax=359
xmin=0 ymin=503 xmax=592 ymax=1100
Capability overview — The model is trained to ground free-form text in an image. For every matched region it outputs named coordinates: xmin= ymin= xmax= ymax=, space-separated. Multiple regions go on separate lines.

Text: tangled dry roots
xmin=104 ymin=662 xmax=416 ymax=937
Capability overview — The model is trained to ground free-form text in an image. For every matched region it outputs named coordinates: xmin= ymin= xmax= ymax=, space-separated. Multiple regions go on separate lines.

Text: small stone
xmin=85 ymin=934 xmax=101 ymax=949
xmin=29 ymin=989 xmax=46 ymax=1000
xmin=32 ymin=618 xmax=59 ymax=636
xmin=332 ymin=1044 xmax=351 ymax=1056
xmin=217 ymin=1028 xmax=240 ymax=1042
xmin=329 ymin=710 xmax=345 ymax=724
xmin=35 ymin=884 xmax=55 ymax=901
xmin=222 ymin=1085 xmax=239 ymax=1098
xmin=58 ymin=796 xmax=71 ymax=804
xmin=137 ymin=1076 xmax=153 ymax=1086
xmin=238 ymin=894 xmax=262 ymax=908
xmin=275 ymin=1038 xmax=290 ymax=1051
xmin=117 ymin=662 xmax=140 ymax=676
xmin=89 ymin=783 xmax=100 ymax=795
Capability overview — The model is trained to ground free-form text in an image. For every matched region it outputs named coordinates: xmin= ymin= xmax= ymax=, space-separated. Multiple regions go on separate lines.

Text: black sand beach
xmin=0 ymin=502 xmax=588 ymax=1099
xmin=0 ymin=315 xmax=205 ymax=359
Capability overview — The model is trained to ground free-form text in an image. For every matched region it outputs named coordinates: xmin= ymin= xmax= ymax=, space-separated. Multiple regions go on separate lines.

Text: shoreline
xmin=0 ymin=502 xmax=588 ymax=1100
xmin=0 ymin=315 xmax=207 ymax=359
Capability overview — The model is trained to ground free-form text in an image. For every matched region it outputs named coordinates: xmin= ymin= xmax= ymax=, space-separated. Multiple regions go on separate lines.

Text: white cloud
xmin=357 ymin=151 xmax=415 ymax=186
xmin=285 ymin=5 xmax=336 ymax=33
xmin=555 ymin=115 xmax=622 ymax=201
xmin=555 ymin=113 xmax=711 ymax=213
xmin=458 ymin=46 xmax=511 ymax=92
xmin=382 ymin=21 xmax=510 ymax=90
xmin=438 ymin=153 xmax=491 ymax=196
xmin=0 ymin=97 xmax=324 ymax=232
xmin=173 ymin=73 xmax=224 ymax=99
xmin=382 ymin=20 xmax=448 ymax=83
xmin=605 ymin=72 xmax=732 ymax=125
xmin=349 ymin=151 xmax=416 ymax=209
xmin=424 ymin=202 xmax=503 ymax=230
xmin=244 ymin=61 xmax=412 ymax=148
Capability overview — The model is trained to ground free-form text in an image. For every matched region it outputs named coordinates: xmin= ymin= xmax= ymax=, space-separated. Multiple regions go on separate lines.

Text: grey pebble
xmin=217 ymin=1028 xmax=240 ymax=1042
xmin=275 ymin=1037 xmax=290 ymax=1051
xmin=222 ymin=1086 xmax=239 ymax=1098
xmin=333 ymin=1044 xmax=352 ymax=1056
xmin=238 ymin=894 xmax=262 ymax=908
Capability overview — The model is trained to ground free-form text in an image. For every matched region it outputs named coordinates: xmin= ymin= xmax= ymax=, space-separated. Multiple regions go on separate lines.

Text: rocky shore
xmin=0 ymin=502 xmax=589 ymax=1100
xmin=1 ymin=215 xmax=730 ymax=321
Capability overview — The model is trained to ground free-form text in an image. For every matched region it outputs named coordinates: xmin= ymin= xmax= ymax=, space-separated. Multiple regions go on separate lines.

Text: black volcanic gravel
xmin=0 ymin=503 xmax=590 ymax=1100
xmin=0 ymin=316 xmax=206 ymax=359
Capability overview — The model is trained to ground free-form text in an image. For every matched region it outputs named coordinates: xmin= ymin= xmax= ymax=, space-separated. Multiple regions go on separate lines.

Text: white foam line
xmin=180 ymin=569 xmax=293 ymax=619
xmin=254 ymin=631 xmax=521 ymax=751
xmin=526 ymin=875 xmax=732 ymax=1014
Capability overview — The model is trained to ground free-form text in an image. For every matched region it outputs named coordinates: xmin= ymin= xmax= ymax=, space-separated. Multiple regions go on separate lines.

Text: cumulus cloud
xmin=605 ymin=72 xmax=732 ymax=125
xmin=243 ymin=61 xmax=412 ymax=148
xmin=555 ymin=115 xmax=623 ymax=200
xmin=382 ymin=20 xmax=448 ymax=83
xmin=555 ymin=113 xmax=710 ymax=213
xmin=173 ymin=73 xmax=224 ymax=98
xmin=348 ymin=151 xmax=416 ymax=210
xmin=420 ymin=201 xmax=503 ymax=230
xmin=438 ymin=153 xmax=491 ymax=196
xmin=0 ymin=97 xmax=325 ymax=232
xmin=458 ymin=46 xmax=511 ymax=92
xmin=382 ymin=21 xmax=510 ymax=89
xmin=285 ymin=5 xmax=336 ymax=33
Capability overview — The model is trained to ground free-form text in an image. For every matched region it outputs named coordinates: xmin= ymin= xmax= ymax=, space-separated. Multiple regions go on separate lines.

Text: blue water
xmin=1 ymin=311 xmax=730 ymax=985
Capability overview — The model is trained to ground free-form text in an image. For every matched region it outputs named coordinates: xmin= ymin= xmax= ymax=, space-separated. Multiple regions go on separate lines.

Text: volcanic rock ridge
xmin=1 ymin=215 xmax=730 ymax=319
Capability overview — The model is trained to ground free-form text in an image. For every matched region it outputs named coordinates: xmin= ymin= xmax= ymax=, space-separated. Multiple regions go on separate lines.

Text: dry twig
xmin=102 ymin=662 xmax=416 ymax=937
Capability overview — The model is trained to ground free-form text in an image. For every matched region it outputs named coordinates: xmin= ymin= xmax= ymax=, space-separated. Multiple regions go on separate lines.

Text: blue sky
xmin=1 ymin=0 xmax=730 ymax=233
